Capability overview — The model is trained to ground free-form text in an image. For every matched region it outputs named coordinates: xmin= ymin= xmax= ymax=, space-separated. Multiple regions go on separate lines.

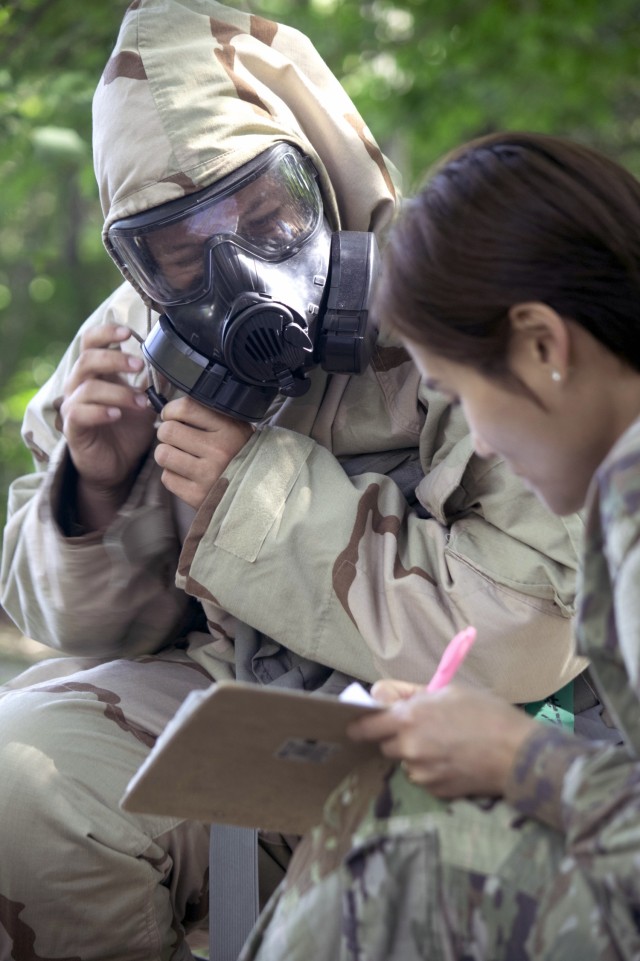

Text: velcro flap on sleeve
xmin=213 ymin=428 xmax=315 ymax=562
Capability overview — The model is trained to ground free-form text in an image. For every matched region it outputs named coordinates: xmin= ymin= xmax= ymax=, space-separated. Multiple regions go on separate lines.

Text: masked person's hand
xmin=155 ymin=396 xmax=254 ymax=509
xmin=348 ymin=684 xmax=537 ymax=799
xmin=60 ymin=323 xmax=157 ymax=530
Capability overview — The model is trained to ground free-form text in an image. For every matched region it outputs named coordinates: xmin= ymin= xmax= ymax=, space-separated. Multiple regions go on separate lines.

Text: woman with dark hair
xmin=240 ymin=132 xmax=640 ymax=960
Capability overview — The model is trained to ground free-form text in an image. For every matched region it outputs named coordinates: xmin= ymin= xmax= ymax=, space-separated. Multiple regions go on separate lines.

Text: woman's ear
xmin=508 ymin=302 xmax=570 ymax=385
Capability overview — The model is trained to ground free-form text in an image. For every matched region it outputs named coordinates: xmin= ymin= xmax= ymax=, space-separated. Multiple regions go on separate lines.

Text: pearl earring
xmin=551 ymin=370 xmax=562 ymax=383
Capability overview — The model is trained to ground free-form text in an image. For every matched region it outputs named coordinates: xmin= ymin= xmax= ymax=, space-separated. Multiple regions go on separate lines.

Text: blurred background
xmin=1 ymin=0 xmax=640 ymax=661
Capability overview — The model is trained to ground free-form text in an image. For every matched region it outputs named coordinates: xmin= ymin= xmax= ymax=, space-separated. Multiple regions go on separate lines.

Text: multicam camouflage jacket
xmin=1 ymin=0 xmax=586 ymax=702
xmin=506 ymin=414 xmax=640 ymax=815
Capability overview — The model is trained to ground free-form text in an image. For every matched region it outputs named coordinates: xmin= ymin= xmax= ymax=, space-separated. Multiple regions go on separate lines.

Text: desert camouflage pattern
xmin=0 ymin=0 xmax=588 ymax=956
xmin=239 ymin=417 xmax=640 ymax=961
xmin=1 ymin=0 xmax=586 ymax=702
xmin=0 ymin=648 xmax=213 ymax=959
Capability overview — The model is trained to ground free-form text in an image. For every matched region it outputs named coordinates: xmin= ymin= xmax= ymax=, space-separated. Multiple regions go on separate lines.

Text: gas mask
xmin=107 ymin=143 xmax=379 ymax=421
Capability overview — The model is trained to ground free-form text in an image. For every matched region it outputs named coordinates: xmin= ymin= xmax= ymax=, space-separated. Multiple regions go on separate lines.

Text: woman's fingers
xmin=370 ymin=679 xmax=422 ymax=704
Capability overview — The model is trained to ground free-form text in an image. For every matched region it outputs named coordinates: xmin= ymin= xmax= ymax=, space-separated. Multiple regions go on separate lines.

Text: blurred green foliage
xmin=1 ymin=0 xmax=640 ymax=532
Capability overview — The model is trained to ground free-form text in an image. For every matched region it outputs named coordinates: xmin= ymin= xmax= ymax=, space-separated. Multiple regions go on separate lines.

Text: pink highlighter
xmin=425 ymin=626 xmax=477 ymax=692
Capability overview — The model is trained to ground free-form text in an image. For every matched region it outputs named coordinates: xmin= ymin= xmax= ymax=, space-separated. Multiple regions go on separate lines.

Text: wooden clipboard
xmin=121 ymin=680 xmax=386 ymax=834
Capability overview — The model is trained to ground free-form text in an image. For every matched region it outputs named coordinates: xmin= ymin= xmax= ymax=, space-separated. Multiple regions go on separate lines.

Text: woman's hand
xmin=370 ymin=679 xmax=424 ymax=704
xmin=349 ymin=684 xmax=537 ymax=799
xmin=60 ymin=323 xmax=157 ymax=529
xmin=155 ymin=396 xmax=254 ymax=509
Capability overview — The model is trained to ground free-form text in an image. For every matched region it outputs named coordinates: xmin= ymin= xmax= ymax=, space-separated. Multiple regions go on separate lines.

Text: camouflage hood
xmin=93 ymin=0 xmax=398 ymax=291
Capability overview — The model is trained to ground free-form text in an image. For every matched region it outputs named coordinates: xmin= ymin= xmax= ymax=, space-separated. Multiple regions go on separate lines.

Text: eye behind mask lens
xmin=108 ymin=143 xmax=323 ymax=308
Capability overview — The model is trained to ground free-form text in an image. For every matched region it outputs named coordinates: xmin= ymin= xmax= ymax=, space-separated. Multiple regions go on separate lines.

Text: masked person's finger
xmin=161 ymin=395 xmax=246 ymax=432
xmin=61 ymin=379 xmax=150 ymax=424
xmin=78 ymin=323 xmax=135 ymax=349
xmin=154 ymin=449 xmax=214 ymax=509
xmin=157 ymin=416 xmax=252 ymax=467
xmin=156 ymin=421 xmax=203 ymax=457
xmin=62 ymin=397 xmax=153 ymax=433
xmin=154 ymin=433 xmax=231 ymax=485
xmin=64 ymin=344 xmax=145 ymax=395
xmin=157 ymin=469 xmax=208 ymax=511
xmin=63 ymin=323 xmax=144 ymax=393
xmin=154 ymin=442 xmax=197 ymax=476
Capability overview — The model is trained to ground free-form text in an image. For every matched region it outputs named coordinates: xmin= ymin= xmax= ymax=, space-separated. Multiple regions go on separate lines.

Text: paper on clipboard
xmin=121 ymin=680 xmax=386 ymax=834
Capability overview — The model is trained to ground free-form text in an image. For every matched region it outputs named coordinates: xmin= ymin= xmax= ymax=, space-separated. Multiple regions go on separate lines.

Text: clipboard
xmin=121 ymin=680 xmax=386 ymax=834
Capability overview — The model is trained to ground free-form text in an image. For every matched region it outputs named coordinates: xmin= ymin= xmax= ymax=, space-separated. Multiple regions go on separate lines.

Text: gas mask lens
xmin=108 ymin=144 xmax=322 ymax=307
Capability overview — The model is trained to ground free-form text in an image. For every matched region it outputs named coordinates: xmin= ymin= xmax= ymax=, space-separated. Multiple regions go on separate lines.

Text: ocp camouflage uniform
xmin=0 ymin=1 xmax=586 ymax=958
xmin=239 ymin=417 xmax=640 ymax=961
